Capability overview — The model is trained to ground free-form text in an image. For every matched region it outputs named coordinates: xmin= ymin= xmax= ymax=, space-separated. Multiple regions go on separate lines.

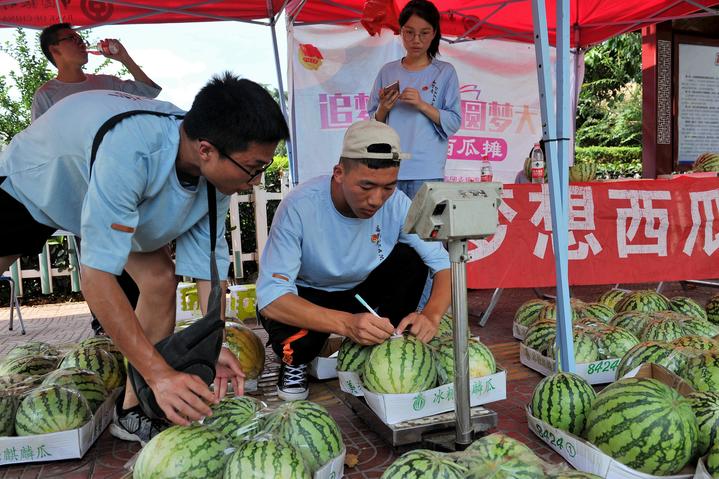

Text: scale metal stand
xmin=349 ymin=182 xmax=504 ymax=451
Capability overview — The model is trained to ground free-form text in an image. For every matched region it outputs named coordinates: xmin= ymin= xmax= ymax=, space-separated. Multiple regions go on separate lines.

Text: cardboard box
xmin=528 ymin=364 xmax=695 ymax=479
xmin=0 ymin=388 xmax=120 ymax=465
xmin=308 ymin=336 xmax=342 ymax=380
xmin=339 ymin=368 xmax=506 ymax=425
xmin=176 ymin=282 xmax=201 ymax=320
xmin=513 ymin=321 xmax=528 ymax=340
xmin=520 ymin=343 xmax=620 ymax=385
xmin=226 ymin=284 xmax=257 ymax=320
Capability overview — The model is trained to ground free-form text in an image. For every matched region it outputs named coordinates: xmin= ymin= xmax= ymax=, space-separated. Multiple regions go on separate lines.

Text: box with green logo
xmin=338 ymin=368 xmax=506 ymax=425
xmin=226 ymin=284 xmax=257 ymax=320
xmin=176 ymin=281 xmax=201 ymax=320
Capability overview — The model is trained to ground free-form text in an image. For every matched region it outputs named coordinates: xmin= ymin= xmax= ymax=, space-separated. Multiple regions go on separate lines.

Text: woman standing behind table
xmin=368 ymin=0 xmax=461 ymax=199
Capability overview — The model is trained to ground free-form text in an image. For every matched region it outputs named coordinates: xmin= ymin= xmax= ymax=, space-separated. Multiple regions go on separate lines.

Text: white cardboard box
xmin=513 ymin=321 xmax=528 ymax=340
xmin=528 ymin=363 xmax=696 ymax=479
xmin=519 ymin=343 xmax=620 ymax=385
xmin=226 ymin=284 xmax=257 ymax=320
xmin=338 ymin=368 xmax=506 ymax=425
xmin=0 ymin=388 xmax=119 ymax=466
xmin=176 ymin=281 xmax=201 ymax=320
xmin=308 ymin=336 xmax=342 ymax=380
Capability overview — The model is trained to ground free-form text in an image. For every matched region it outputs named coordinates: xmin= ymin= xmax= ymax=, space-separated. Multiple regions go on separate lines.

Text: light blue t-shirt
xmin=0 ymin=90 xmax=230 ymax=280
xmin=368 ymin=58 xmax=461 ymax=180
xmin=256 ymin=175 xmax=450 ymax=310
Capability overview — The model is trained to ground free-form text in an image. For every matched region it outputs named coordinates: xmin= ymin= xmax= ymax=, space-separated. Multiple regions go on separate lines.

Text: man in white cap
xmin=256 ymin=120 xmax=451 ymax=400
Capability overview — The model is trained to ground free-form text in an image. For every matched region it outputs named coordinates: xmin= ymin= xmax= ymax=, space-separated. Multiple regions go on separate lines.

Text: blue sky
xmin=0 ymin=17 xmax=288 ymax=110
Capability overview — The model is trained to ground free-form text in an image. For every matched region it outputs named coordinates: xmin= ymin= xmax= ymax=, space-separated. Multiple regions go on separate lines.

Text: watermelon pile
xmin=134 ymin=398 xmax=345 ymax=478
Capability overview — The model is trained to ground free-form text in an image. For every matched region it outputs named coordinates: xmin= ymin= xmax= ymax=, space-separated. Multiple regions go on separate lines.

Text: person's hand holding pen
xmin=342 ymin=294 xmax=395 ymax=345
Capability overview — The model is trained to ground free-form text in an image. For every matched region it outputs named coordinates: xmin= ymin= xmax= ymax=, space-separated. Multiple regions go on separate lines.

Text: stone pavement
xmin=0 ymin=282 xmax=716 ymax=478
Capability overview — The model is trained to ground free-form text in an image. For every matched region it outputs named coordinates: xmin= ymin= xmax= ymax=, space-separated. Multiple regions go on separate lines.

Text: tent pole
xmin=270 ymin=19 xmax=295 ymax=183
xmin=531 ymin=0 xmax=574 ymax=373
xmin=54 ymin=0 xmax=63 ymax=22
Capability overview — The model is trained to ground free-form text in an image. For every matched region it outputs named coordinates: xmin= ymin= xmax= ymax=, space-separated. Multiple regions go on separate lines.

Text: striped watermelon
xmin=707 ymin=441 xmax=719 ymax=477
xmin=575 ymin=318 xmax=612 ymax=331
xmin=523 ymin=320 xmax=557 ymax=354
xmin=0 ymin=393 xmax=19 ymax=436
xmin=0 ymin=355 xmax=57 ymax=377
xmin=615 ymin=290 xmax=670 ymax=314
xmin=569 ymin=162 xmax=597 ymax=182
xmin=593 ymin=326 xmax=639 ymax=359
xmin=224 ymin=322 xmax=265 ymax=380
xmin=537 ymin=303 xmax=577 ymax=323
xmin=547 ymin=332 xmax=598 ymax=363
xmin=531 ymin=372 xmax=596 ymax=434
xmin=60 ymin=347 xmax=123 ymax=390
xmin=15 ymin=385 xmax=92 ymax=435
xmin=429 ymin=313 xmax=470 ymax=348
xmin=584 ymin=377 xmax=697 ymax=475
xmin=616 ymin=341 xmax=684 ymax=379
xmin=576 ymin=303 xmax=614 ymax=323
xmin=41 ymin=367 xmax=107 ymax=412
xmin=224 ymin=438 xmax=310 ymax=479
xmin=679 ymin=317 xmax=719 ymax=338
xmin=693 ymin=152 xmax=719 ymax=172
xmin=434 ymin=337 xmax=496 ymax=383
xmin=336 ymin=338 xmax=371 ymax=373
xmin=640 ymin=319 xmax=686 ymax=342
xmin=670 ymin=296 xmax=708 ymax=321
xmin=672 ymin=335 xmax=719 ymax=351
xmin=204 ymin=396 xmax=263 ymax=443
xmin=363 ymin=336 xmax=436 ymax=394
xmin=514 ymin=299 xmax=552 ymax=327
xmin=707 ymin=294 xmax=719 ymax=325
xmin=5 ymin=341 xmax=60 ymax=361
xmin=261 ymin=400 xmax=343 ymax=473
xmin=598 ymin=289 xmax=628 ymax=310
xmin=134 ymin=425 xmax=231 ymax=479
xmin=608 ymin=311 xmax=653 ymax=337
xmin=381 ymin=449 xmax=467 ymax=479
xmin=683 ymin=351 xmax=719 ymax=392
xmin=459 ymin=433 xmax=546 ymax=478
xmin=78 ymin=337 xmax=124 ymax=368
xmin=688 ymin=391 xmax=719 ymax=456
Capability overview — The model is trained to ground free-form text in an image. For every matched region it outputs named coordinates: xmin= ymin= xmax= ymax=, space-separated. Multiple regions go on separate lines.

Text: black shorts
xmin=0 ymin=177 xmax=57 ymax=257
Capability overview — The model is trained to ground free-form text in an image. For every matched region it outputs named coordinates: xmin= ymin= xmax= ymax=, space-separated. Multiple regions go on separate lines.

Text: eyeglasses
xmin=55 ymin=34 xmax=88 ymax=47
xmin=401 ymin=28 xmax=434 ymax=42
xmin=200 ymin=138 xmax=273 ymax=181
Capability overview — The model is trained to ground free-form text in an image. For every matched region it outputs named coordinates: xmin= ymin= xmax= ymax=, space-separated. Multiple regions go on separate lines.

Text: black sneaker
xmin=110 ymin=395 xmax=168 ymax=445
xmin=277 ymin=362 xmax=309 ymax=401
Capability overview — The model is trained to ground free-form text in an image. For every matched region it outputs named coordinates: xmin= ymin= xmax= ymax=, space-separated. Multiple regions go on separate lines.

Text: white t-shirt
xmin=256 ymin=175 xmax=450 ymax=310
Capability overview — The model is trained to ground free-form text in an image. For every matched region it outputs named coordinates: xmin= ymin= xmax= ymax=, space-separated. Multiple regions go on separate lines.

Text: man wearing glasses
xmin=0 ymin=74 xmax=288 ymax=444
xmin=32 ymin=23 xmax=161 ymax=121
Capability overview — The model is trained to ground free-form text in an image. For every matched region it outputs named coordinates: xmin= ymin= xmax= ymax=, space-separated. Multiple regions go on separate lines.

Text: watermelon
xmin=569 ymin=162 xmax=597 ymax=182
xmin=608 ymin=311 xmax=653 ymax=337
xmin=575 ymin=318 xmax=612 ymax=330
xmin=531 ymin=372 xmax=596 ymax=434
xmin=15 ymin=385 xmax=92 ymax=435
xmin=640 ymin=319 xmax=686 ymax=342
xmin=0 ymin=393 xmax=19 ymax=436
xmin=60 ymin=347 xmax=123 ymax=390
xmin=707 ymin=440 xmax=719 ymax=477
xmin=592 ymin=326 xmax=639 ymax=359
xmin=693 ymin=152 xmax=719 ymax=172
xmin=707 ymin=294 xmax=719 ymax=325
xmin=459 ymin=433 xmax=546 ymax=478
xmin=224 ymin=438 xmax=310 ymax=479
xmin=429 ymin=313 xmax=470 ymax=347
xmin=584 ymin=377 xmax=697 ymax=475
xmin=5 ymin=341 xmax=60 ymax=361
xmin=261 ymin=400 xmax=343 ymax=473
xmin=434 ymin=337 xmax=496 ymax=383
xmin=381 ymin=449 xmax=467 ymax=479
xmin=679 ymin=317 xmax=719 ymax=338
xmin=616 ymin=341 xmax=685 ymax=379
xmin=204 ymin=396 xmax=263 ymax=443
xmin=336 ymin=338 xmax=371 ymax=373
xmin=537 ymin=303 xmax=577 ymax=323
xmin=514 ymin=299 xmax=552 ymax=327
xmin=78 ymin=337 xmax=125 ymax=370
xmin=547 ymin=332 xmax=598 ymax=363
xmin=615 ymin=290 xmax=671 ymax=314
xmin=41 ymin=367 xmax=107 ymax=412
xmin=363 ymin=336 xmax=436 ymax=394
xmin=688 ymin=391 xmax=719 ymax=456
xmin=523 ymin=320 xmax=557 ymax=354
xmin=0 ymin=355 xmax=57 ymax=377
xmin=134 ymin=425 xmax=231 ymax=479
xmin=683 ymin=351 xmax=719 ymax=392
xmin=598 ymin=289 xmax=628 ymax=310
xmin=669 ymin=296 xmax=708 ymax=321
xmin=672 ymin=335 xmax=719 ymax=351
xmin=224 ymin=322 xmax=265 ymax=380
xmin=576 ymin=303 xmax=614 ymax=323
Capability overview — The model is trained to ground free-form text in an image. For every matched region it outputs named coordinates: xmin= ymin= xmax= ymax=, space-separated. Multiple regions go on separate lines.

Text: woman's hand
xmin=399 ymin=87 xmax=424 ymax=109
xmin=375 ymin=87 xmax=400 ymax=122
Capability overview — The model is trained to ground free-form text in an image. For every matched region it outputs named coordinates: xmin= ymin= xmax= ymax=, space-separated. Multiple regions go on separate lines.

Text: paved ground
xmin=1 ymin=281 xmax=717 ymax=478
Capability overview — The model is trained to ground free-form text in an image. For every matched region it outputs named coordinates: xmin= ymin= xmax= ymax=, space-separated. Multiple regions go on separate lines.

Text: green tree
xmin=576 ymin=32 xmax=643 ymax=147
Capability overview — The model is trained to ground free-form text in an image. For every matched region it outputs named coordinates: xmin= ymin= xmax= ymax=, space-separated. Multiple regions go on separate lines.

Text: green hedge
xmin=575 ymin=146 xmax=642 ymax=179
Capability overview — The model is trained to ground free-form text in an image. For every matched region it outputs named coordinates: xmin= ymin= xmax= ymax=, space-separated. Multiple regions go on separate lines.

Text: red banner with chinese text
xmin=466 ymin=176 xmax=719 ymax=289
